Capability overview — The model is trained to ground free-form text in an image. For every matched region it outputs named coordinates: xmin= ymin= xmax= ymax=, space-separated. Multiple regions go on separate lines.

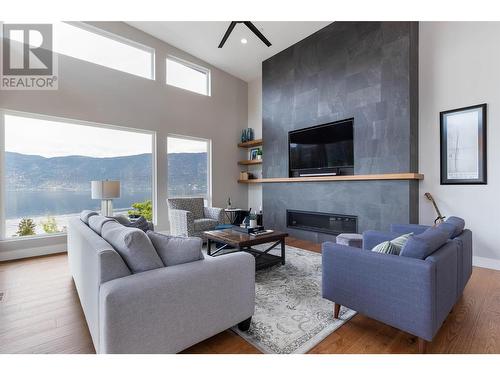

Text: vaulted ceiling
xmin=127 ymin=21 xmax=331 ymax=82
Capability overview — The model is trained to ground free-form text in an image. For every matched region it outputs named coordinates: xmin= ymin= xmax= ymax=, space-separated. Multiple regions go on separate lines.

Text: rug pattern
xmin=232 ymin=245 xmax=356 ymax=354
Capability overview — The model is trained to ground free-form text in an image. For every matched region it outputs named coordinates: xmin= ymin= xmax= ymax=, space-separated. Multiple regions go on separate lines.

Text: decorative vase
xmin=241 ymin=128 xmax=254 ymax=143
xmin=249 ymin=219 xmax=257 ymax=228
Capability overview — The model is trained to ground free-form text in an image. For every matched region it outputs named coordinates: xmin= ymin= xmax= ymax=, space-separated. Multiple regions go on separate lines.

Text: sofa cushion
xmin=400 ymin=227 xmax=449 ymax=259
xmin=445 ymin=216 xmax=465 ymax=238
xmin=80 ymin=210 xmax=98 ymax=224
xmin=88 ymin=215 xmax=116 ymax=235
xmin=114 ymin=215 xmax=150 ymax=232
xmin=371 ymin=233 xmax=412 ymax=255
xmin=194 ymin=218 xmax=218 ymax=232
xmin=101 ymin=221 xmax=164 ymax=273
xmin=146 ymin=231 xmax=204 ymax=267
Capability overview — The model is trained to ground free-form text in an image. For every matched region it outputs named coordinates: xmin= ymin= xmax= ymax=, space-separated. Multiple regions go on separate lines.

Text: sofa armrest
xmin=322 ymin=242 xmax=436 ymax=341
xmin=99 ymin=252 xmax=255 ymax=353
xmin=362 ymin=230 xmax=401 ymax=250
xmin=391 ymin=223 xmax=430 ymax=235
xmin=203 ymin=206 xmax=224 ymax=222
xmin=168 ymin=209 xmax=194 ymax=236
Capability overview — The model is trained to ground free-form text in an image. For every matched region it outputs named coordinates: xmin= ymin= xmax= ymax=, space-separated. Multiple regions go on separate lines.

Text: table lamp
xmin=91 ymin=180 xmax=120 ymax=217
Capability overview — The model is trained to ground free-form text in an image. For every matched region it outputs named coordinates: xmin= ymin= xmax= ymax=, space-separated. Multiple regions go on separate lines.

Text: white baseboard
xmin=0 ymin=243 xmax=66 ymax=262
xmin=473 ymin=256 xmax=500 ymax=271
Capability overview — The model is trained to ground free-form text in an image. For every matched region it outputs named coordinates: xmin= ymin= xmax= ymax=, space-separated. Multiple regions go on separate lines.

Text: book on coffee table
xmin=231 ymin=225 xmax=264 ymax=234
xmin=250 ymin=229 xmax=274 ymax=236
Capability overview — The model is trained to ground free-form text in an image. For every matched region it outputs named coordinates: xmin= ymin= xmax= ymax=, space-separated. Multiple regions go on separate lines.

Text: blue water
xmin=5 ymin=190 xmax=151 ymax=219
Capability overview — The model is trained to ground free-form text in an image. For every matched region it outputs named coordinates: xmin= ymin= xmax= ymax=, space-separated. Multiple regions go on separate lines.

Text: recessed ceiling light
xmin=240 ymin=38 xmax=248 ymax=44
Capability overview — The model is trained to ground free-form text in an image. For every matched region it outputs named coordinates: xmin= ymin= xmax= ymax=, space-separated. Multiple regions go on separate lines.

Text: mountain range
xmin=5 ymin=151 xmax=207 ymax=195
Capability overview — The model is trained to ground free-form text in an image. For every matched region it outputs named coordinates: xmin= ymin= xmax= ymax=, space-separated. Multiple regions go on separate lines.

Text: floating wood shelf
xmin=238 ymin=173 xmax=424 ymax=184
xmin=238 ymin=139 xmax=263 ymax=148
xmin=238 ymin=159 xmax=263 ymax=166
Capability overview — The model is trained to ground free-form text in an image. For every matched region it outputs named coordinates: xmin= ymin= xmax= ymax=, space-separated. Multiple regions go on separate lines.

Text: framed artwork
xmin=440 ymin=103 xmax=487 ymax=185
xmin=250 ymin=147 xmax=259 ymax=160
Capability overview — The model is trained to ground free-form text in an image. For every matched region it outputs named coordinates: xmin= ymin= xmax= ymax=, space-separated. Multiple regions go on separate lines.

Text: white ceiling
xmin=127 ymin=21 xmax=331 ymax=82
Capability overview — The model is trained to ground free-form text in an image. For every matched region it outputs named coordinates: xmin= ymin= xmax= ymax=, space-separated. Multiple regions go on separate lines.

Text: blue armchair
xmin=322 ymin=217 xmax=472 ymax=353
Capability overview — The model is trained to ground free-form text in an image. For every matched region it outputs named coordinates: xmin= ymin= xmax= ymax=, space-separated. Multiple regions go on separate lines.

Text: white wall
xmin=0 ymin=22 xmax=248 ymax=260
xmin=419 ymin=22 xmax=500 ymax=269
xmin=246 ymin=78 xmax=263 ymax=211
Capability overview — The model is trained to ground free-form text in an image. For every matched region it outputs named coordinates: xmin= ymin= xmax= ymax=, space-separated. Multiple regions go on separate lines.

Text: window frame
xmin=166 ymin=55 xmax=211 ymax=96
xmin=0 ymin=108 xmax=157 ymax=241
xmin=166 ymin=134 xmax=212 ymax=206
xmin=58 ymin=21 xmax=156 ymax=80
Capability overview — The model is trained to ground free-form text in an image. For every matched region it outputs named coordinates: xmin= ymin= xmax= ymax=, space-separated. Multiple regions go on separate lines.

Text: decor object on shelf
xmin=240 ymin=128 xmax=254 ymax=143
xmin=256 ymin=148 xmax=262 ymax=160
xmin=250 ymin=147 xmax=259 ymax=160
xmin=227 ymin=196 xmax=232 ymax=209
xmin=440 ymin=103 xmax=487 ymax=185
xmin=91 ymin=180 xmax=120 ymax=217
xmin=167 ymin=197 xmax=224 ymax=238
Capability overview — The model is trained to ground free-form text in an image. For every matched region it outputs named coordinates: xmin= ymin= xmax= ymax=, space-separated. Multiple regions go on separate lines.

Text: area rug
xmin=231 ymin=245 xmax=356 ymax=354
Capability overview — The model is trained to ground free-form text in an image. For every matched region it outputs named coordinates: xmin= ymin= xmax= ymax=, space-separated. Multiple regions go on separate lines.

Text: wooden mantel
xmin=238 ymin=173 xmax=424 ymax=184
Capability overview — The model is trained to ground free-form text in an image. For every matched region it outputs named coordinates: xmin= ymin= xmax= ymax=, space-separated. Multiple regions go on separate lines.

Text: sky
xmin=167 ymin=136 xmax=208 ymax=154
xmin=5 ymin=115 xmax=208 ymax=158
xmin=5 ymin=115 xmax=152 ymax=158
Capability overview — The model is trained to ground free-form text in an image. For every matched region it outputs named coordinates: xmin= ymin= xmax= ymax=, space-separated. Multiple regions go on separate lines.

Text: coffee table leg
xmin=207 ymin=239 xmax=212 ymax=256
xmin=281 ymin=239 xmax=285 ymax=265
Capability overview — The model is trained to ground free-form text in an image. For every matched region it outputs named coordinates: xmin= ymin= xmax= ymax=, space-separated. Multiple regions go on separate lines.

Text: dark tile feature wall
xmin=262 ymin=22 xmax=419 ymax=241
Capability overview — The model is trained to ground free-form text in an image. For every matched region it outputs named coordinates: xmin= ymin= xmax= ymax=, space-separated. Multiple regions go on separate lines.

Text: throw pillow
xmin=146 ymin=231 xmax=204 ymax=267
xmin=399 ymin=227 xmax=449 ymax=259
xmin=80 ymin=210 xmax=98 ymax=224
xmin=114 ymin=215 xmax=151 ymax=232
xmin=435 ymin=222 xmax=456 ymax=239
xmin=371 ymin=233 xmax=412 ymax=255
xmin=88 ymin=215 xmax=117 ymax=235
xmin=445 ymin=216 xmax=465 ymax=238
xmin=101 ymin=221 xmax=164 ymax=273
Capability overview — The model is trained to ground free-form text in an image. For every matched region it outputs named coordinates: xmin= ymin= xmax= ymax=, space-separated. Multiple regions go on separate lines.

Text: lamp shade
xmin=91 ymin=180 xmax=120 ymax=199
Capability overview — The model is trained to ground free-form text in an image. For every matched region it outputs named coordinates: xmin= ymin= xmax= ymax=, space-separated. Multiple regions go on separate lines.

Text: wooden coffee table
xmin=204 ymin=228 xmax=288 ymax=270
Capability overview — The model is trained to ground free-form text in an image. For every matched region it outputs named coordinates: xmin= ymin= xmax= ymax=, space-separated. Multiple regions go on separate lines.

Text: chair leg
xmin=334 ymin=303 xmax=341 ymax=319
xmin=418 ymin=337 xmax=427 ymax=354
xmin=238 ymin=317 xmax=252 ymax=331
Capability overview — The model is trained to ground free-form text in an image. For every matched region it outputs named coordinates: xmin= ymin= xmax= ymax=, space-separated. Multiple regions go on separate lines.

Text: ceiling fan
xmin=218 ymin=21 xmax=272 ymax=48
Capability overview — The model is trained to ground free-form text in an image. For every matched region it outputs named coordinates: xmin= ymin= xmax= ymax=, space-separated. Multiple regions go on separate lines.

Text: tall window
xmin=53 ymin=22 xmax=155 ymax=79
xmin=167 ymin=135 xmax=211 ymax=203
xmin=1 ymin=112 xmax=154 ymax=239
xmin=166 ymin=57 xmax=210 ymax=96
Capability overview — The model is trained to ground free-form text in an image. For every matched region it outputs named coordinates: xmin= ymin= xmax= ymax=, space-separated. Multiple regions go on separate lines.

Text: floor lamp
xmin=91 ymin=180 xmax=120 ymax=217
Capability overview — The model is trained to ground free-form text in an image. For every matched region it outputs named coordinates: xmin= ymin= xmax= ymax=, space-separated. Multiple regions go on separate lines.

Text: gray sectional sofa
xmin=67 ymin=214 xmax=255 ymax=353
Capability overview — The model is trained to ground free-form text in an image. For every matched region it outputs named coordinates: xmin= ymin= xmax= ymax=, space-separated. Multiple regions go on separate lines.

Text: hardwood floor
xmin=1 ymin=237 xmax=499 ymax=354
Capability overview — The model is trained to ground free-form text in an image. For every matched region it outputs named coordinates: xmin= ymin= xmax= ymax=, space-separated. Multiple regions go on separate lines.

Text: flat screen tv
xmin=289 ymin=119 xmax=354 ymax=177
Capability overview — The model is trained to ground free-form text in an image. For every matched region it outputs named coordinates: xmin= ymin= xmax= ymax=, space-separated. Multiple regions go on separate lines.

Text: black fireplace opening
xmin=286 ymin=209 xmax=357 ymax=235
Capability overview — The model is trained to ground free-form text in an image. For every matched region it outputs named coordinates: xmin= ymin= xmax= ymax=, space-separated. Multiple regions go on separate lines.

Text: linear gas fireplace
xmin=286 ymin=209 xmax=357 ymax=235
